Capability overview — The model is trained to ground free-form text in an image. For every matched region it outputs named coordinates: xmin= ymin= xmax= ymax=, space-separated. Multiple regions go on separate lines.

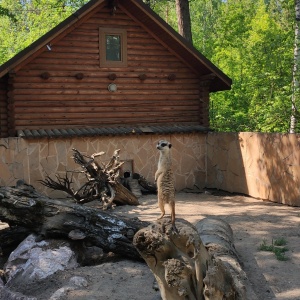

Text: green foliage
xmin=258 ymin=238 xmax=289 ymax=261
xmin=0 ymin=5 xmax=17 ymax=22
xmin=152 ymin=0 xmax=296 ymax=133
xmin=0 ymin=0 xmax=89 ymax=64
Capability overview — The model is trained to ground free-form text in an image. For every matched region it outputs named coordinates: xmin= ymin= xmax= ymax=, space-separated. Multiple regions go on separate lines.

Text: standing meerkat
xmin=155 ymin=140 xmax=177 ymax=232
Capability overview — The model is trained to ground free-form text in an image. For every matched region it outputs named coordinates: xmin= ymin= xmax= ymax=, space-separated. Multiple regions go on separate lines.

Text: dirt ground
xmin=1 ymin=191 xmax=300 ymax=300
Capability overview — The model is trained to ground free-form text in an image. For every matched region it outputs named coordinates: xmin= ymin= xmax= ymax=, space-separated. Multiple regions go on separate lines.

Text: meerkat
xmin=155 ymin=140 xmax=177 ymax=232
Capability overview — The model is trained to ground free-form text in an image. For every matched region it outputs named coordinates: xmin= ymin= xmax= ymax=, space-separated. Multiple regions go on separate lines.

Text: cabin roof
xmin=0 ymin=0 xmax=231 ymax=92
xmin=17 ymin=124 xmax=210 ymax=139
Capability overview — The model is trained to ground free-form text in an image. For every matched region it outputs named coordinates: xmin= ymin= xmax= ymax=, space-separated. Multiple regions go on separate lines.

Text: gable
xmin=0 ymin=0 xmax=231 ymax=137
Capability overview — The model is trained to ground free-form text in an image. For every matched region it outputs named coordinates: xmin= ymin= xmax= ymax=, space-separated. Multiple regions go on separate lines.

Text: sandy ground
xmin=1 ymin=191 xmax=300 ymax=300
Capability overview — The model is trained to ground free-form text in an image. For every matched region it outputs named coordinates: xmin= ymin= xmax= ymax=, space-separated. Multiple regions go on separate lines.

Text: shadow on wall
xmin=254 ymin=133 xmax=299 ymax=206
xmin=206 ymin=132 xmax=248 ymax=195
xmin=206 ymin=132 xmax=300 ymax=206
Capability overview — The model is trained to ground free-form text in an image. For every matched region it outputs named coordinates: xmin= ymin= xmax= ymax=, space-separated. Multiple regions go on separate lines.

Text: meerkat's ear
xmin=169 ymin=143 xmax=172 ymax=148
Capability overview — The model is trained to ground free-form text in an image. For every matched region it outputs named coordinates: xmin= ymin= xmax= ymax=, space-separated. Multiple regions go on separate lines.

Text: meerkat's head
xmin=156 ymin=140 xmax=172 ymax=151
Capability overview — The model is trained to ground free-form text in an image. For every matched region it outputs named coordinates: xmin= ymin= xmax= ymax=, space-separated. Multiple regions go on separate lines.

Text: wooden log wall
xmin=0 ymin=76 xmax=8 ymax=137
xmin=11 ymin=5 xmax=206 ymax=131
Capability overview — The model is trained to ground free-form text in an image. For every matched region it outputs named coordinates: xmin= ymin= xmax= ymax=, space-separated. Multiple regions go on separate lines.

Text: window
xmin=99 ymin=28 xmax=127 ymax=67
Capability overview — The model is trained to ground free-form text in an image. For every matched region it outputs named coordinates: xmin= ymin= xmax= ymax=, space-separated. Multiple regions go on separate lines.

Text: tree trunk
xmin=0 ymin=184 xmax=148 ymax=260
xmin=290 ymin=0 xmax=300 ymax=133
xmin=175 ymin=0 xmax=193 ymax=43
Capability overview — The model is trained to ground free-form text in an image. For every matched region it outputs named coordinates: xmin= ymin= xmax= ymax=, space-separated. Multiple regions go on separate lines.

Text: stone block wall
xmin=1 ymin=132 xmax=299 ymax=206
xmin=0 ymin=133 xmax=207 ymax=197
xmin=206 ymin=132 xmax=300 ymax=206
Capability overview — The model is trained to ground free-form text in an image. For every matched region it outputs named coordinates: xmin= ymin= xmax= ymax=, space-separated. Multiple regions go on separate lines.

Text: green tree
xmin=0 ymin=0 xmax=88 ymax=64
xmin=291 ymin=0 xmax=300 ymax=133
xmin=203 ymin=0 xmax=295 ymax=132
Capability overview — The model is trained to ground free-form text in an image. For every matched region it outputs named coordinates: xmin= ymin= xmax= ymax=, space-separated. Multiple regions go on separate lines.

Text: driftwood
xmin=133 ymin=217 xmax=257 ymax=300
xmin=0 ymin=183 xmax=149 ymax=260
xmin=132 ymin=173 xmax=157 ymax=193
xmin=39 ymin=148 xmax=139 ymax=209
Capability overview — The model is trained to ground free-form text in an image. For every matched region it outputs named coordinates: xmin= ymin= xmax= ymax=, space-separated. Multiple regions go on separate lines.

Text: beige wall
xmin=0 ymin=132 xmax=299 ymax=206
xmin=0 ymin=133 xmax=207 ymax=197
xmin=206 ymin=132 xmax=300 ymax=206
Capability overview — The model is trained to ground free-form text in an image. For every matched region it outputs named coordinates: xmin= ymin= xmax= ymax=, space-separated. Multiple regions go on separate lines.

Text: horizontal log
xmin=40 ymin=52 xmax=99 ymax=60
xmin=51 ymin=40 xmax=98 ymax=48
xmin=0 ymin=185 xmax=148 ymax=260
xmin=0 ymin=226 xmax=32 ymax=255
xmin=13 ymin=92 xmax=199 ymax=101
xmin=32 ymin=57 xmax=99 ymax=66
xmin=15 ymin=71 xmax=198 ymax=80
xmin=14 ymin=99 xmax=199 ymax=108
xmin=13 ymin=80 xmax=197 ymax=89
xmin=15 ymin=109 xmax=200 ymax=120
xmin=44 ymin=46 xmax=99 ymax=54
xmin=61 ymin=34 xmax=99 ymax=42
xmin=13 ymin=78 xmax=199 ymax=87
xmin=22 ymin=63 xmax=193 ymax=73
xmin=44 ymin=42 xmax=164 ymax=54
xmin=30 ymin=57 xmax=185 ymax=69
xmin=15 ymin=105 xmax=199 ymax=115
xmin=85 ymin=18 xmax=135 ymax=27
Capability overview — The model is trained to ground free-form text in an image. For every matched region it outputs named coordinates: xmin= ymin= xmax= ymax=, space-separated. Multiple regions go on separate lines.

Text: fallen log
xmin=0 ymin=226 xmax=32 ymax=256
xmin=0 ymin=183 xmax=149 ymax=260
xmin=133 ymin=218 xmax=210 ymax=300
xmin=133 ymin=217 xmax=258 ymax=300
xmin=196 ymin=218 xmax=258 ymax=300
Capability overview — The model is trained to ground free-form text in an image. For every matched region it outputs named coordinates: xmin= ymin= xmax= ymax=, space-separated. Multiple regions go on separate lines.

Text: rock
xmin=0 ymin=276 xmax=37 ymax=300
xmin=4 ymin=234 xmax=78 ymax=288
xmin=49 ymin=276 xmax=88 ymax=300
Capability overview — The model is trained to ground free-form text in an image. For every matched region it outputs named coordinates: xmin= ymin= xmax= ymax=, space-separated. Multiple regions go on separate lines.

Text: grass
xmin=258 ymin=238 xmax=289 ymax=261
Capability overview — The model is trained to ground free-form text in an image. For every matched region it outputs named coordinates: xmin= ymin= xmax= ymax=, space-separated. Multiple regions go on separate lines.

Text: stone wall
xmin=206 ymin=132 xmax=300 ymax=206
xmin=1 ymin=132 xmax=299 ymax=206
xmin=0 ymin=133 xmax=207 ymax=197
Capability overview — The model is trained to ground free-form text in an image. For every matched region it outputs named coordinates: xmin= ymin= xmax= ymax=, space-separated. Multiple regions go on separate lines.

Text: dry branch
xmin=39 ymin=148 xmax=138 ymax=208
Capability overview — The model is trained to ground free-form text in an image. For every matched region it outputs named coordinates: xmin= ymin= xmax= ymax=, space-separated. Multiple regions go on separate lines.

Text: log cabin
xmin=0 ymin=0 xmax=231 ymax=139
xmin=0 ymin=0 xmax=232 ymax=194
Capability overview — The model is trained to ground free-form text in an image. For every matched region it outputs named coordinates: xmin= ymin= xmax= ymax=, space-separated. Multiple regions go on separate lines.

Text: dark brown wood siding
xmin=0 ymin=76 xmax=8 ymax=137
xmin=12 ymin=5 xmax=203 ymax=130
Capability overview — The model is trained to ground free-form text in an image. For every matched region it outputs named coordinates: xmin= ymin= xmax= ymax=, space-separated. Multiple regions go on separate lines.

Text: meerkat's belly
xmin=157 ymin=171 xmax=175 ymax=202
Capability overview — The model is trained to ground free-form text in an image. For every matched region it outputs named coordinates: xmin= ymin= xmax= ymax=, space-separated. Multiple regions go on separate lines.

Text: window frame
xmin=99 ymin=28 xmax=127 ymax=67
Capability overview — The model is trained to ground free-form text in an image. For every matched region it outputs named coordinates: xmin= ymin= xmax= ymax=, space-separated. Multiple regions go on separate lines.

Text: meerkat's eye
xmin=161 ymin=143 xmax=167 ymax=147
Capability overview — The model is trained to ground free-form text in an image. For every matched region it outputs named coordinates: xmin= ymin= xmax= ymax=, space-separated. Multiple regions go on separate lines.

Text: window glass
xmin=99 ymin=28 xmax=127 ymax=67
xmin=106 ymin=35 xmax=121 ymax=61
